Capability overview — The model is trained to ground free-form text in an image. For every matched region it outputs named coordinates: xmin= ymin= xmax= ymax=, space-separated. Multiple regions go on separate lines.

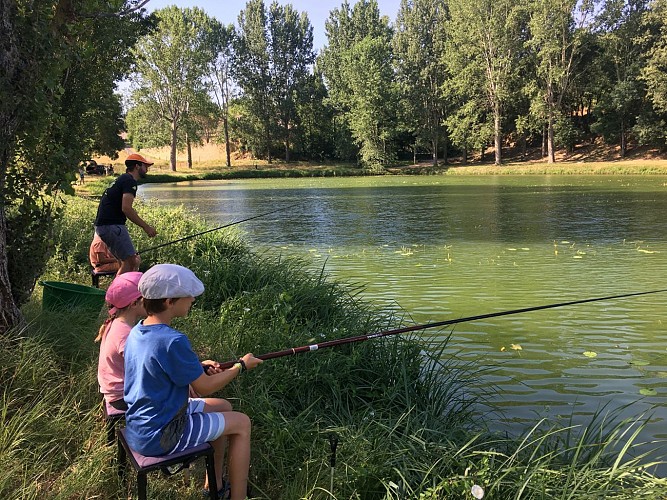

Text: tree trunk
xmin=463 ymin=146 xmax=467 ymax=164
xmin=620 ymin=120 xmax=626 ymax=158
xmin=547 ymin=111 xmax=555 ymax=164
xmin=432 ymin=136 xmax=438 ymax=167
xmin=494 ymin=105 xmax=502 ymax=165
xmin=186 ymin=131 xmax=192 ymax=169
xmin=413 ymin=143 xmax=417 ymax=165
xmin=542 ymin=124 xmax=547 ymax=158
xmin=442 ymin=133 xmax=448 ymax=165
xmin=223 ymin=117 xmax=231 ymax=167
xmin=521 ymin=134 xmax=527 ymax=158
xmin=266 ymin=121 xmax=272 ymax=164
xmin=170 ymin=121 xmax=178 ymax=171
xmin=0 ymin=198 xmax=24 ymax=337
xmin=285 ymin=120 xmax=291 ymax=163
xmin=0 ymin=0 xmax=26 ymax=335
xmin=546 ymin=85 xmax=556 ymax=163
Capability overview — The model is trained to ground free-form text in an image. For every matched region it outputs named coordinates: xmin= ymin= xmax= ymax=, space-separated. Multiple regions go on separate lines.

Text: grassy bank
xmin=76 ymin=154 xmax=667 ymax=197
xmin=2 ymin=197 xmax=665 ymax=499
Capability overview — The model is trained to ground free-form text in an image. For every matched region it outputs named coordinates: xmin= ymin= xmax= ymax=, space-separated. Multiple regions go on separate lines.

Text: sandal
xmin=201 ymin=478 xmax=230 ymax=499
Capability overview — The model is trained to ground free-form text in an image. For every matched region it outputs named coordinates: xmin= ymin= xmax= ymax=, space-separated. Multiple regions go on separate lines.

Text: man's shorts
xmin=95 ymin=224 xmax=136 ymax=261
xmin=169 ymin=398 xmax=226 ymax=454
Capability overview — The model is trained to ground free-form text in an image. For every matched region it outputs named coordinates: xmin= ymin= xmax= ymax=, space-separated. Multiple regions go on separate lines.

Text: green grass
xmin=2 ymin=196 xmax=665 ymax=499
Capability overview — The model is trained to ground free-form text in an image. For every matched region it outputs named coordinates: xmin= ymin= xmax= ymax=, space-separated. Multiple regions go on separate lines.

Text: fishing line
xmin=219 ymin=288 xmax=667 ymax=369
xmin=137 ymin=203 xmax=299 ymax=255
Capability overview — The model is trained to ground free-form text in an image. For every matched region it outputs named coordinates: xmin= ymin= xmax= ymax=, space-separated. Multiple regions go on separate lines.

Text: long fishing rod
xmin=219 ymin=288 xmax=667 ymax=369
xmin=137 ymin=203 xmax=299 ymax=255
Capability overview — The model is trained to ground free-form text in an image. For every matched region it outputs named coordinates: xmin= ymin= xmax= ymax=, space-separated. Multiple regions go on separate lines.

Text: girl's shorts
xmin=169 ymin=398 xmax=226 ymax=453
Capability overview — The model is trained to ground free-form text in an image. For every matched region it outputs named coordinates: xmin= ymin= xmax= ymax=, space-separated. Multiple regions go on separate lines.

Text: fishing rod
xmin=137 ymin=203 xmax=299 ymax=255
xmin=219 ymin=288 xmax=667 ymax=369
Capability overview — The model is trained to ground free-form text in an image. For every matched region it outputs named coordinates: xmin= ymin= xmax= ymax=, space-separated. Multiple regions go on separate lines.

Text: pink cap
xmin=105 ymin=272 xmax=143 ymax=314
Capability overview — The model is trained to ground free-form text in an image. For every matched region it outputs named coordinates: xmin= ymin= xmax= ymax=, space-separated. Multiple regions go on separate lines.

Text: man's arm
xmin=121 ymin=193 xmax=157 ymax=237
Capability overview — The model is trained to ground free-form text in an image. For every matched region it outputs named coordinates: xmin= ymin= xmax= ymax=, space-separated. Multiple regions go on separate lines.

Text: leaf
xmin=639 ymin=388 xmax=657 ymax=396
xmin=629 ymin=359 xmax=650 ymax=366
xmin=583 ymin=351 xmax=597 ymax=358
xmin=510 ymin=344 xmax=522 ymax=351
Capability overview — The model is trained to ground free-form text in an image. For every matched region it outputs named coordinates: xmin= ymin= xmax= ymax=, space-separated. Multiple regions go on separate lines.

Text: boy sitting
xmin=124 ymin=263 xmax=262 ymax=499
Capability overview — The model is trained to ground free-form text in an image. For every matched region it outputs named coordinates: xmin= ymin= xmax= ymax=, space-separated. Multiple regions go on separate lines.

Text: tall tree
xmin=234 ymin=0 xmax=315 ymax=163
xmin=131 ymin=6 xmax=217 ymax=171
xmin=0 ymin=0 xmax=147 ymax=335
xmin=320 ymin=0 xmax=397 ymax=170
xmin=642 ymin=0 xmax=667 ymax=113
xmin=591 ymin=0 xmax=651 ymax=157
xmin=527 ymin=0 xmax=594 ymax=162
xmin=448 ymin=0 xmax=526 ymax=165
xmin=234 ymin=0 xmax=274 ymax=161
xmin=267 ymin=3 xmax=315 ymax=162
xmin=394 ymin=0 xmax=450 ymax=166
xmin=209 ymin=22 xmax=236 ymax=167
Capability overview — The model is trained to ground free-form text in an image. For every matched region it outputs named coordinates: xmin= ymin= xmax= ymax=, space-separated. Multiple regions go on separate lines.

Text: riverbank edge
xmin=75 ymin=159 xmax=667 ymax=197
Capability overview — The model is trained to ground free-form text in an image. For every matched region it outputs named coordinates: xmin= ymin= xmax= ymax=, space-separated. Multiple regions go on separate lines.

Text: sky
xmin=143 ymin=0 xmax=403 ymax=51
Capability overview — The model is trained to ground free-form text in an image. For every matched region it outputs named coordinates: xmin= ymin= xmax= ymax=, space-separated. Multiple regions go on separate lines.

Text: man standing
xmin=94 ymin=153 xmax=157 ymax=275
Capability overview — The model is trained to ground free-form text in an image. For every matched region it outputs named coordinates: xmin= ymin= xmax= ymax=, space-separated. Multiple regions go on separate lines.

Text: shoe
xmin=201 ymin=478 xmax=230 ymax=499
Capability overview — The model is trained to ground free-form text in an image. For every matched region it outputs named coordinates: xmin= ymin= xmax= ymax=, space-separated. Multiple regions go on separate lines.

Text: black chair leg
xmin=117 ymin=437 xmax=127 ymax=481
xmin=205 ymin=455 xmax=219 ymax=500
xmin=138 ymin=472 xmax=147 ymax=500
xmin=106 ymin=420 xmax=116 ymax=447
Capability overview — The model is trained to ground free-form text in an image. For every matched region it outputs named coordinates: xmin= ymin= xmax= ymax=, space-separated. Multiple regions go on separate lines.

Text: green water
xmin=141 ymin=175 xmax=667 ymax=468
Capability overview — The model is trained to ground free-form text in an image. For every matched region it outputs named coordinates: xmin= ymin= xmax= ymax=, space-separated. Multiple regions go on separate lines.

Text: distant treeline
xmin=125 ymin=0 xmax=667 ymax=171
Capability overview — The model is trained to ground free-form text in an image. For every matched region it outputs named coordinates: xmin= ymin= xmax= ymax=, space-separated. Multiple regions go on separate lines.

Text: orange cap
xmin=125 ymin=153 xmax=154 ymax=166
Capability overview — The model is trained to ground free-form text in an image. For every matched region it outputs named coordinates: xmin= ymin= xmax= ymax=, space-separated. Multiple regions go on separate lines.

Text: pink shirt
xmin=98 ymin=319 xmax=132 ymax=404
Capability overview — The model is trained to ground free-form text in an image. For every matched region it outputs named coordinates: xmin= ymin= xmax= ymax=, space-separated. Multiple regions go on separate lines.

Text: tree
xmin=448 ymin=0 xmax=526 ymax=165
xmin=234 ymin=0 xmax=315 ymax=163
xmin=209 ymin=22 xmax=236 ymax=167
xmin=320 ymin=0 xmax=397 ymax=170
xmin=267 ymin=2 xmax=315 ymax=162
xmin=394 ymin=0 xmax=450 ymax=166
xmin=131 ymin=6 xmax=217 ymax=171
xmin=527 ymin=0 xmax=594 ymax=162
xmin=0 ymin=0 xmax=147 ymax=335
xmin=234 ymin=0 xmax=274 ymax=161
xmin=641 ymin=0 xmax=667 ymax=113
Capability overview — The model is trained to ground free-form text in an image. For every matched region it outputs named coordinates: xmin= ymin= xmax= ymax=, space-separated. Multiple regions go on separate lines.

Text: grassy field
xmin=3 ymin=197 xmax=665 ymax=499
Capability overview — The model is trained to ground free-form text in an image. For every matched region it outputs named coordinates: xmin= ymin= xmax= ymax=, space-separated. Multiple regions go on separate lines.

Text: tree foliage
xmin=447 ymin=0 xmax=526 ymax=165
xmin=394 ymin=0 xmax=451 ymax=166
xmin=130 ymin=6 xmax=217 ymax=171
xmin=320 ymin=0 xmax=397 ymax=170
xmin=0 ymin=0 xmax=147 ymax=335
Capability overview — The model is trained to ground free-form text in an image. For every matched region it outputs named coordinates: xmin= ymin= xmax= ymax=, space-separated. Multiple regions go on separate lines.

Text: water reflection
xmin=141 ymin=176 xmax=667 ymax=473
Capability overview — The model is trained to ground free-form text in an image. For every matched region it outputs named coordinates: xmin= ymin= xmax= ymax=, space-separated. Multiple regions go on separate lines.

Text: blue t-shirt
xmin=123 ymin=322 xmax=204 ymax=456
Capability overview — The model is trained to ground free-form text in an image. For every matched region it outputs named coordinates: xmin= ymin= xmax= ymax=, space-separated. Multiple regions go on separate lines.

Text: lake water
xmin=140 ymin=175 xmax=667 ymax=472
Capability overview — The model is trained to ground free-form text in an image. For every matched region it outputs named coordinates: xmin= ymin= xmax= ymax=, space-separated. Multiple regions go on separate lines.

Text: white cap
xmin=139 ymin=264 xmax=204 ymax=299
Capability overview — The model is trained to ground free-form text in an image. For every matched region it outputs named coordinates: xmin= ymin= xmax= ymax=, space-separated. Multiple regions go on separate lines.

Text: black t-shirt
xmin=94 ymin=173 xmax=138 ymax=226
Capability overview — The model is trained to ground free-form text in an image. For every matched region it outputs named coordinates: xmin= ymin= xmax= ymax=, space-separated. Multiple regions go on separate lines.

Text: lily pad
xmin=583 ymin=351 xmax=597 ymax=358
xmin=510 ymin=344 xmax=522 ymax=351
xmin=629 ymin=359 xmax=650 ymax=366
xmin=639 ymin=388 xmax=657 ymax=396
